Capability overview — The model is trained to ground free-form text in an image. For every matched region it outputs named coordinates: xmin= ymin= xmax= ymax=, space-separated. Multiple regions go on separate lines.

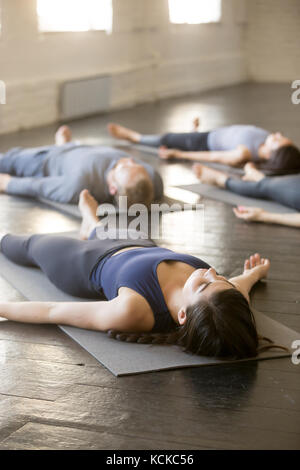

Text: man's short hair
xmin=258 ymin=145 xmax=300 ymax=175
xmin=115 ymin=174 xmax=154 ymax=209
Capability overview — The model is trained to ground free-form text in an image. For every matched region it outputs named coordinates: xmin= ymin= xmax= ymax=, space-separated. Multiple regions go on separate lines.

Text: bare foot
xmin=107 ymin=123 xmax=141 ymax=143
xmin=193 ymin=164 xmax=227 ymax=188
xmin=192 ymin=116 xmax=200 ymax=131
xmin=55 ymin=125 xmax=72 ymax=146
xmin=242 ymin=162 xmax=265 ymax=182
xmin=78 ymin=189 xmax=99 ymax=240
xmin=0 ymin=173 xmax=11 ymax=192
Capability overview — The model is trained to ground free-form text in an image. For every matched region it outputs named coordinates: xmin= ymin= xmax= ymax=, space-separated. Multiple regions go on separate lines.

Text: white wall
xmin=0 ymin=0 xmax=247 ymax=135
xmin=245 ymin=0 xmax=300 ymax=81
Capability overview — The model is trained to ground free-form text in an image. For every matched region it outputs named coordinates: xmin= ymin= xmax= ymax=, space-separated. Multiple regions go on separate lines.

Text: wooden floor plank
xmin=0 ymin=415 xmax=27 ymax=443
xmin=0 ymin=422 xmax=202 ymax=450
xmin=0 ymin=384 xmax=299 ymax=449
xmin=0 ymin=336 xmax=99 ymax=366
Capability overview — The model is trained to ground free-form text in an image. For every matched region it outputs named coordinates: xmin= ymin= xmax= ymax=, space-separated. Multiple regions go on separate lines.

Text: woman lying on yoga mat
xmin=192 ymin=162 xmax=300 ymax=224
xmin=0 ymin=190 xmax=286 ymax=359
xmin=108 ymin=122 xmax=300 ymax=175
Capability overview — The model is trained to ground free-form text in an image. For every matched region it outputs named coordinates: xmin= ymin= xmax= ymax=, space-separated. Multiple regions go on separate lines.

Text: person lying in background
xmin=0 ymin=126 xmax=163 ymax=207
xmin=108 ymin=121 xmax=300 ymax=176
xmin=234 ymin=206 xmax=300 ymax=228
xmin=191 ymin=161 xmax=300 ymax=226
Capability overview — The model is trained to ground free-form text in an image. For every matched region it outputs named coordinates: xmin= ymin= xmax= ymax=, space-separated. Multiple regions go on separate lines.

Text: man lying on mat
xmin=0 ymin=189 xmax=287 ymax=359
xmin=192 ymin=161 xmax=300 ymax=225
xmin=108 ymin=121 xmax=300 ymax=176
xmin=0 ymin=126 xmax=163 ymax=207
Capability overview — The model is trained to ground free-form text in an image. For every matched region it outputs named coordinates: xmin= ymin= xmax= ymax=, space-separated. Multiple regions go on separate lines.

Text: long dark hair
xmin=258 ymin=145 xmax=300 ymax=176
xmin=107 ymin=288 xmax=289 ymax=359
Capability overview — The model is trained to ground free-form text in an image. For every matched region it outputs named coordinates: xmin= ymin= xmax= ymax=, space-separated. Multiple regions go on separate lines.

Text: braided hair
xmin=107 ymin=288 xmax=289 ymax=359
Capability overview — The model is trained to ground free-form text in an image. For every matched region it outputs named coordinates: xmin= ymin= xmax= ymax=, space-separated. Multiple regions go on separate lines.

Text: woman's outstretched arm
xmin=229 ymin=253 xmax=270 ymax=302
xmin=234 ymin=206 xmax=300 ymax=228
xmin=0 ymin=292 xmax=149 ymax=332
xmin=158 ymin=145 xmax=251 ymax=166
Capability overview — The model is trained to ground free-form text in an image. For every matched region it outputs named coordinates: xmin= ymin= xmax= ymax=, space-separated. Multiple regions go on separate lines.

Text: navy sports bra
xmin=91 ymin=246 xmax=211 ymax=333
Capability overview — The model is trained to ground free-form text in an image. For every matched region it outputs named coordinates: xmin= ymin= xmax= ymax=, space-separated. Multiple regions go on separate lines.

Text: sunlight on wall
xmin=168 ymin=0 xmax=221 ymax=24
xmin=37 ymin=0 xmax=112 ymax=32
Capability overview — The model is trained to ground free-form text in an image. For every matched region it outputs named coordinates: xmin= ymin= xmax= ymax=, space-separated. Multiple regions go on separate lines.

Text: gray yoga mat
xmin=38 ymin=195 xmax=187 ymax=219
xmin=0 ymin=232 xmax=298 ymax=376
xmin=38 ymin=198 xmax=82 ymax=218
xmin=177 ymin=183 xmax=296 ymax=214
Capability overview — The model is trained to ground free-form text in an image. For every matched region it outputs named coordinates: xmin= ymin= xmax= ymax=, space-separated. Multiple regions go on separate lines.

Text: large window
xmin=37 ymin=0 xmax=112 ymax=33
xmin=168 ymin=0 xmax=221 ymax=25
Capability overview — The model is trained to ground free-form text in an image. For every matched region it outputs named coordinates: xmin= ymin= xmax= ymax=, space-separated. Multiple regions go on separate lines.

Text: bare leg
xmin=107 ymin=123 xmax=141 ymax=143
xmin=242 ymin=162 xmax=265 ymax=182
xmin=193 ymin=164 xmax=228 ymax=188
xmin=78 ymin=190 xmax=100 ymax=240
xmin=55 ymin=125 xmax=72 ymax=146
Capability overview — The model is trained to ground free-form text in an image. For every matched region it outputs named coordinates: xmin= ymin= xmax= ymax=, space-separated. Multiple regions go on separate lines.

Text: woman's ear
xmin=108 ymin=182 xmax=118 ymax=196
xmin=177 ymin=308 xmax=187 ymax=325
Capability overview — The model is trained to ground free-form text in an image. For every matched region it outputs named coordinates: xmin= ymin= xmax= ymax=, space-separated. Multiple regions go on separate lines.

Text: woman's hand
xmin=243 ymin=253 xmax=270 ymax=281
xmin=233 ymin=206 xmax=266 ymax=222
xmin=229 ymin=253 xmax=271 ymax=300
xmin=158 ymin=146 xmax=178 ymax=160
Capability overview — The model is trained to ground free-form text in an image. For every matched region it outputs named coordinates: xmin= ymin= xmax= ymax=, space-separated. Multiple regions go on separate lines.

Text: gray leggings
xmin=0 ymin=229 xmax=156 ymax=298
xmin=140 ymin=132 xmax=210 ymax=151
xmin=226 ymin=174 xmax=300 ymax=211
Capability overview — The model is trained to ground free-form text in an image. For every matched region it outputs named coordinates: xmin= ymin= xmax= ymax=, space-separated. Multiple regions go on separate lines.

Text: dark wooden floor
xmin=0 ymin=83 xmax=299 ymax=450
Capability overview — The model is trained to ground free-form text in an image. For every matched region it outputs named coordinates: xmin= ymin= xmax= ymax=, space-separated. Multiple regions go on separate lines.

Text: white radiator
xmin=60 ymin=75 xmax=111 ymax=119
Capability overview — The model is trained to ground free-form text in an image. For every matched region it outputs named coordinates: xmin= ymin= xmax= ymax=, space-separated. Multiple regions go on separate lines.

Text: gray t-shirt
xmin=207 ymin=125 xmax=269 ymax=160
xmin=6 ymin=143 xmax=164 ymax=204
